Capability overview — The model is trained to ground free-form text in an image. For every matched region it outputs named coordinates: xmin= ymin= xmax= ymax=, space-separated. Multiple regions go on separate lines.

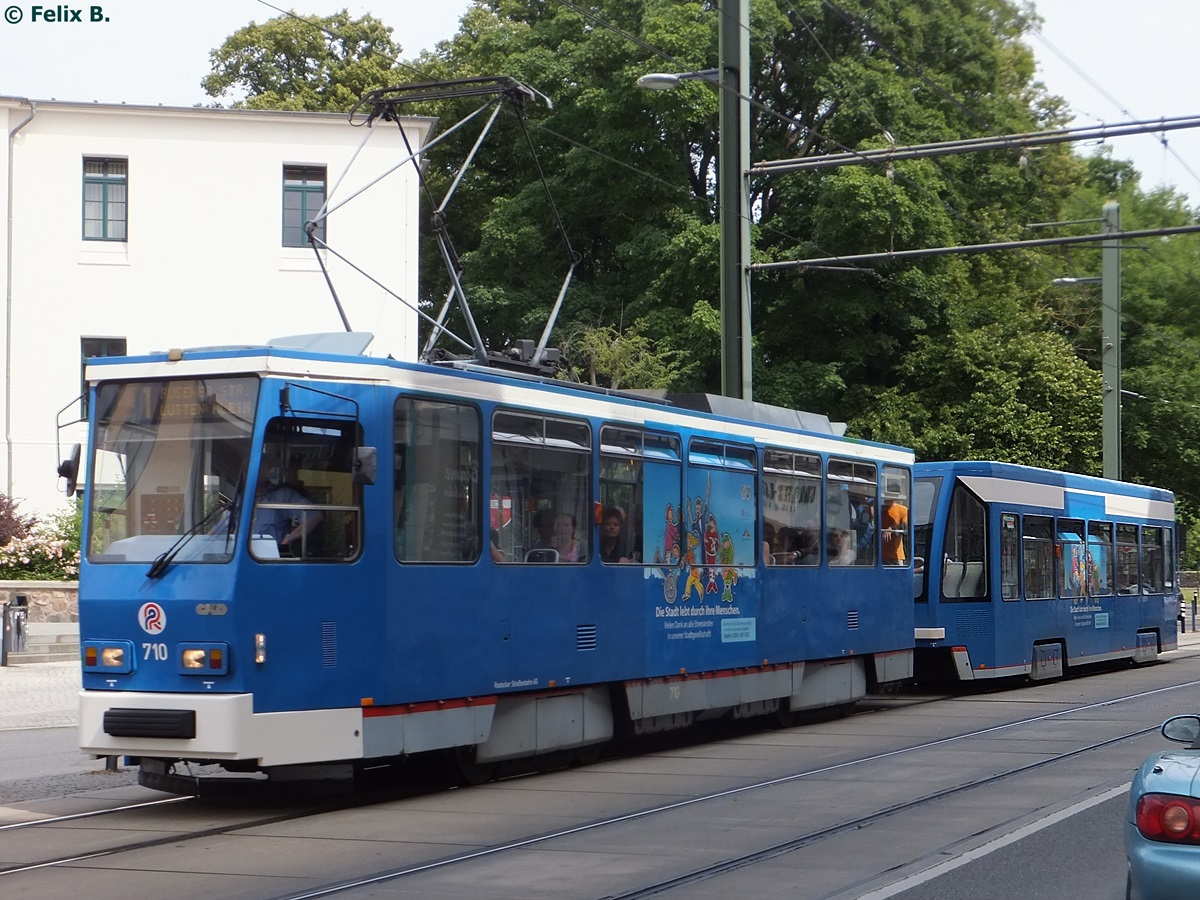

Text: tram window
xmin=1056 ymin=518 xmax=1085 ymax=599
xmin=880 ymin=466 xmax=910 ymax=567
xmin=827 ymin=458 xmax=877 ymax=567
xmin=1164 ymin=528 xmax=1176 ymax=592
xmin=943 ymin=485 xmax=986 ymax=599
xmin=1000 ymin=513 xmax=1020 ymax=600
xmin=599 ymin=426 xmax=659 ymax=565
xmin=492 ymin=411 xmax=591 ymax=564
xmin=639 ymin=432 xmax=682 ymax=566
xmin=1116 ymin=524 xmax=1140 ymax=594
xmin=1142 ymin=526 xmax=1165 ymax=593
xmin=912 ymin=477 xmax=942 ymax=602
xmin=1087 ymin=522 xmax=1115 ymax=597
xmin=761 ymin=449 xmax=821 ymax=566
xmin=251 ymin=416 xmax=364 ymax=562
xmin=394 ymin=399 xmax=481 ymax=564
xmin=683 ymin=439 xmax=756 ymax=573
xmin=88 ymin=376 xmax=258 ymax=564
xmin=1023 ymin=515 xmax=1054 ymax=600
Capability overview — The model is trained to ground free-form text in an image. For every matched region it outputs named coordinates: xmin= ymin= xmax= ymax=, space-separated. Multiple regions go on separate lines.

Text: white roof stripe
xmin=958 ymin=475 xmax=1174 ymax=521
xmin=87 ymin=355 xmax=914 ymax=465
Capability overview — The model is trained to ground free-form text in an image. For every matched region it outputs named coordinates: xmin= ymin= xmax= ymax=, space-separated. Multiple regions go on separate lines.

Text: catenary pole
xmin=719 ymin=0 xmax=752 ymax=399
xmin=1102 ymin=201 xmax=1121 ymax=480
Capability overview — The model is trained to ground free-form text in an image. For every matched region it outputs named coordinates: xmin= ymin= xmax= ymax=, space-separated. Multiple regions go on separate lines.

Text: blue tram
xmin=912 ymin=461 xmax=1177 ymax=681
xmin=72 ymin=334 xmax=916 ymax=791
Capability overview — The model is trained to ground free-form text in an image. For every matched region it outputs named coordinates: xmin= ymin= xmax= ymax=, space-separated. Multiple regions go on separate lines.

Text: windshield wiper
xmin=146 ymin=494 xmax=232 ymax=580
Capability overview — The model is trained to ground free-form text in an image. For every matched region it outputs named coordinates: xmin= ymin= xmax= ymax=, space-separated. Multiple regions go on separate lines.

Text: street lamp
xmin=635 ymin=69 xmax=719 ymax=91
xmin=636 ymin=3 xmax=751 ymax=400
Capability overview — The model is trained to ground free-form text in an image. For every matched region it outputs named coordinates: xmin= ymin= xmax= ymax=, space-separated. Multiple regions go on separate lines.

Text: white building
xmin=1 ymin=97 xmax=432 ymax=516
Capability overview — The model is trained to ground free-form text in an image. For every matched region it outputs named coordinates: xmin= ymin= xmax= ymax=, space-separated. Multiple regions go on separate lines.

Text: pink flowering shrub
xmin=0 ymin=497 xmax=80 ymax=580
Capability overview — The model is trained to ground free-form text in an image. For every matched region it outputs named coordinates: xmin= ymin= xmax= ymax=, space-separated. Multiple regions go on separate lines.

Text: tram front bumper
xmin=78 ymin=691 xmax=364 ymax=766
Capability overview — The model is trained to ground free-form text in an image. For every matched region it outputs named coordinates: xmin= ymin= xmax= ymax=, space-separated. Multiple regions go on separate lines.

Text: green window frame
xmin=82 ymin=158 xmax=127 ymax=241
xmin=80 ymin=337 xmax=127 ymax=417
xmin=283 ymin=165 xmax=327 ymax=247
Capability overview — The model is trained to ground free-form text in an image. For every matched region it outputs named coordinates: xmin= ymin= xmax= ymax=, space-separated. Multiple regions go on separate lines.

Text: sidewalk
xmin=0 ymin=661 xmax=80 ymax=731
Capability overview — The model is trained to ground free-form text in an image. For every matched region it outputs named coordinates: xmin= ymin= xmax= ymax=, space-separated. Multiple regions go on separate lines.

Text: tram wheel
xmin=574 ymin=743 xmax=603 ymax=766
xmin=448 ymin=745 xmax=496 ymax=786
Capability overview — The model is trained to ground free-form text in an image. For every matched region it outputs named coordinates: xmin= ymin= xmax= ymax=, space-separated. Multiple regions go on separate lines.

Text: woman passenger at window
xmin=553 ymin=513 xmax=586 ymax=562
xmin=599 ymin=507 xmax=628 ymax=563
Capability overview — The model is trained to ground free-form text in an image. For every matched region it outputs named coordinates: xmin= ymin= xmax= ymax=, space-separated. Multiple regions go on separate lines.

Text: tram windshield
xmin=87 ymin=376 xmax=258 ymax=563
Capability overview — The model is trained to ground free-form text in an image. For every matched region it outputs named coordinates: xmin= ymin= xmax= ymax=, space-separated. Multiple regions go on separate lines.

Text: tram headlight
xmin=82 ymin=641 xmax=134 ymax=674
xmin=176 ymin=642 xmax=229 ymax=675
xmin=101 ymin=647 xmax=126 ymax=667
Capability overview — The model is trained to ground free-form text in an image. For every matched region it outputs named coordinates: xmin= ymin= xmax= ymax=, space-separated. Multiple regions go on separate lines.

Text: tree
xmin=1046 ymin=151 xmax=1200 ymax=525
xmin=207 ymin=2 xmax=1191 ymax=490
xmin=202 ymin=10 xmax=405 ymax=111
xmin=559 ymin=320 xmax=685 ymax=390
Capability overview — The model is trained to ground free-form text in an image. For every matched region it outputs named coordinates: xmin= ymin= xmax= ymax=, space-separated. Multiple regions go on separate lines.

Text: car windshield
xmin=87 ymin=376 xmax=258 ymax=563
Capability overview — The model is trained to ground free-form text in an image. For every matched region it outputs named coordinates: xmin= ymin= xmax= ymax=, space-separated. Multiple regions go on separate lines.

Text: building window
xmin=283 ymin=165 xmax=326 ymax=247
xmin=80 ymin=337 xmax=126 ymax=417
xmin=82 ymin=158 xmax=127 ymax=241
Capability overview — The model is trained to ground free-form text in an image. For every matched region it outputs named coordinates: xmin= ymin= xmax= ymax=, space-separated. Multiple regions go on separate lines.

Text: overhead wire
xmin=1017 ymin=9 xmax=1200 ymax=198
xmin=776 ymin=1 xmax=1073 ymax=287
xmin=254 ymin=0 xmax=1196 ymax=402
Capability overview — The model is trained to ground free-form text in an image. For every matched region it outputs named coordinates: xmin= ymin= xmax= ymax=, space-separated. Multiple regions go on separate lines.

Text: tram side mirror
xmin=57 ymin=443 xmax=81 ymax=496
xmin=353 ymin=446 xmax=377 ymax=485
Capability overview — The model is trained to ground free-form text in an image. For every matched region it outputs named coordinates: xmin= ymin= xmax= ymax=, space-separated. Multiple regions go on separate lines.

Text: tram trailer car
xmin=912 ymin=461 xmax=1177 ymax=682
xmin=73 ymin=334 xmax=917 ymax=793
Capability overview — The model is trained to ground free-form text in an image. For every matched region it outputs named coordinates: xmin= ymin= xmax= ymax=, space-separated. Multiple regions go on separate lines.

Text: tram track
xmin=5 ymin=675 xmax=1194 ymax=895
xmin=268 ymin=680 xmax=1192 ymax=900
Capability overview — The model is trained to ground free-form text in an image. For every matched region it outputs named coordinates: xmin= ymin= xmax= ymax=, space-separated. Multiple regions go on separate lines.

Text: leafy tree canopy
xmin=202 ymin=10 xmax=405 ymax=111
xmin=202 ymin=2 xmax=1200 ymax=534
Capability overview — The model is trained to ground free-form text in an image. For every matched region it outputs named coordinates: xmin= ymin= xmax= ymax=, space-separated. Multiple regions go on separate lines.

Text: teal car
xmin=1126 ymin=716 xmax=1200 ymax=899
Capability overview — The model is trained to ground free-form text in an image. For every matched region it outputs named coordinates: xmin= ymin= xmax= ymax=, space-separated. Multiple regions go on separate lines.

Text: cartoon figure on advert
xmin=655 ymin=539 xmax=682 ymax=603
xmin=663 ymin=503 xmax=679 ymax=564
xmin=682 ymin=531 xmax=705 ymax=602
xmin=704 ymin=514 xmax=720 ymax=594
xmin=720 ymin=532 xmax=737 ymax=602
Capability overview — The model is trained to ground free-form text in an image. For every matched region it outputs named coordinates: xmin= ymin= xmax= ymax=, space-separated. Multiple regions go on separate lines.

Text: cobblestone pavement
xmin=0 ymin=661 xmax=80 ymax=731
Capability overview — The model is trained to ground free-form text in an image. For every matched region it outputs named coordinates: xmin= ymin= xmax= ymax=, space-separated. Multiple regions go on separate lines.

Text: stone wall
xmin=1 ymin=581 xmax=78 ymax=623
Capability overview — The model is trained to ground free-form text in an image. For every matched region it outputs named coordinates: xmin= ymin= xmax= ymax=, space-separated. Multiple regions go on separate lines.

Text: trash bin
xmin=1 ymin=594 xmax=28 ymax=665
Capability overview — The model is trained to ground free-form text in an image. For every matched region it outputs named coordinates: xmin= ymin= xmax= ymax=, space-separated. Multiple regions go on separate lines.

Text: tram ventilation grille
xmin=577 ymin=624 xmax=597 ymax=651
xmin=847 ymin=610 xmax=860 ymax=630
xmin=956 ymin=609 xmax=989 ymax=637
xmin=322 ymin=621 xmax=338 ymax=667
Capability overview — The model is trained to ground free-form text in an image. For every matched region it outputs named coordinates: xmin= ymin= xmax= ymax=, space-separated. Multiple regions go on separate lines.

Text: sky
xmin=1028 ymin=0 xmax=1200 ymax=203
xmin=0 ymin=0 xmax=474 ymax=103
xmin=0 ymin=0 xmax=1197 ymax=202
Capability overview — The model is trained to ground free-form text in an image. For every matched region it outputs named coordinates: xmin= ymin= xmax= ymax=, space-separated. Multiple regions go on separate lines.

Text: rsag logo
xmin=3 ymin=5 xmax=111 ymax=24
xmin=138 ymin=602 xmax=166 ymax=635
